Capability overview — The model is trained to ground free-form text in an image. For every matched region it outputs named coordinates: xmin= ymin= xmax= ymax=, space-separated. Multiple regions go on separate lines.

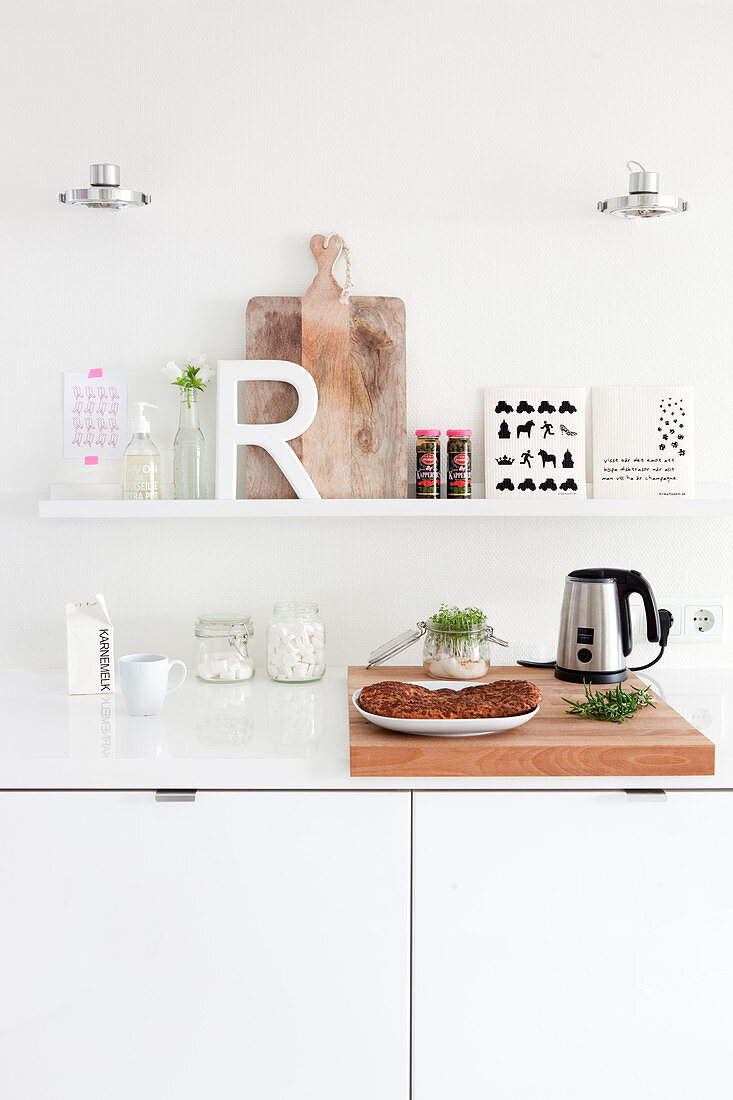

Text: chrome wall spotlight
xmin=59 ymin=163 xmax=151 ymax=210
xmin=598 ymin=161 xmax=687 ymax=218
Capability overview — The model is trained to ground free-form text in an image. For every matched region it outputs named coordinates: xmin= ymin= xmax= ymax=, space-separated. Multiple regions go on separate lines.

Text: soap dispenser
xmin=122 ymin=402 xmax=160 ymax=501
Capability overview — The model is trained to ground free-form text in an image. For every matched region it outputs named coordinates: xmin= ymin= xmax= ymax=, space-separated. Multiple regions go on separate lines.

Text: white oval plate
xmin=352 ymin=680 xmax=540 ymax=737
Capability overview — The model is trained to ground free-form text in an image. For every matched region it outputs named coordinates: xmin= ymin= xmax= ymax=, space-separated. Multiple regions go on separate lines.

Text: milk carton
xmin=66 ymin=594 xmax=115 ymax=695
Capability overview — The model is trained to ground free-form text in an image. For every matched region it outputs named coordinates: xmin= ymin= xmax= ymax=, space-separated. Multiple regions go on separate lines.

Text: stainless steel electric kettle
xmin=555 ymin=568 xmax=661 ymax=684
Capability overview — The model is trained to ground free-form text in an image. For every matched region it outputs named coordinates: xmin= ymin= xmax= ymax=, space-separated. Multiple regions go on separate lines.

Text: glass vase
xmin=173 ymin=390 xmax=206 ymax=499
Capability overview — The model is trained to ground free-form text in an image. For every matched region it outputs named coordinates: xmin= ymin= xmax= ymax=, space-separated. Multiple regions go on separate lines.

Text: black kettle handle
xmin=615 ymin=569 xmax=660 ymax=654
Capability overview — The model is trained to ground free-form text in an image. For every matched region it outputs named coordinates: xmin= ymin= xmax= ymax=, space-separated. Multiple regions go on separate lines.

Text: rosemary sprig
xmin=563 ymin=680 xmax=655 ymax=724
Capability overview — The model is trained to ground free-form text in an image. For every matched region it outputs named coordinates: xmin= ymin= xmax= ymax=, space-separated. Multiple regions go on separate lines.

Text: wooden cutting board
xmin=348 ymin=666 xmax=715 ymax=777
xmin=245 ymin=235 xmax=407 ymax=499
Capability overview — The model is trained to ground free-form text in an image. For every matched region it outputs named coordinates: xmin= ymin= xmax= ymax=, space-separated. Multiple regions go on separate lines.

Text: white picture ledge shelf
xmin=38 ymin=484 xmax=733 ymax=519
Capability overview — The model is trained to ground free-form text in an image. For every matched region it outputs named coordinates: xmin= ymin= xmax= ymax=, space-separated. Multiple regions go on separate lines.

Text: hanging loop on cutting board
xmin=308 ymin=233 xmax=353 ymax=304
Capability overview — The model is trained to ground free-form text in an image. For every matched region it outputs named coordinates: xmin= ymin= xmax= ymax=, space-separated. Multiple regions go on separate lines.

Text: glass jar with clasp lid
xmin=194 ymin=613 xmax=255 ymax=683
xmin=267 ymin=602 xmax=326 ymax=683
xmin=368 ymin=615 xmax=509 ymax=680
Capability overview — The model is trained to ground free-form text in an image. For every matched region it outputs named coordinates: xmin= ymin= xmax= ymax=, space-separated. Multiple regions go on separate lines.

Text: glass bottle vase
xmin=173 ymin=390 xmax=207 ymax=499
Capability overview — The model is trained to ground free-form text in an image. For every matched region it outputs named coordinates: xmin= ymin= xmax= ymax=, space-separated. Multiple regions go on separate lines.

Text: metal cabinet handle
xmin=625 ymin=789 xmax=667 ymax=801
xmin=155 ymin=790 xmax=196 ymax=803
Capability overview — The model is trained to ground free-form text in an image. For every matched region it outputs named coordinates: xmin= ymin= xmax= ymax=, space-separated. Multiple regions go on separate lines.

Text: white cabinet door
xmin=414 ymin=791 xmax=733 ymax=1100
xmin=0 ymin=791 xmax=409 ymax=1100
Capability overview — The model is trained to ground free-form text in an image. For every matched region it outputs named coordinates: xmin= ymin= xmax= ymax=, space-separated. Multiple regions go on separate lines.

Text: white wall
xmin=2 ymin=0 xmax=732 ymax=670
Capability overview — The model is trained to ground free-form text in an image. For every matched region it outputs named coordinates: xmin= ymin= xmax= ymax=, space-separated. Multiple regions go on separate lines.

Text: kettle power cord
xmin=518 ymin=608 xmax=674 ymax=674
xmin=628 ymin=608 xmax=673 ymax=672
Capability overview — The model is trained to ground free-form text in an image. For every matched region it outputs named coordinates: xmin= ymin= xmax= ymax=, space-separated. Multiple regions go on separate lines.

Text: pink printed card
xmin=63 ymin=372 xmax=127 ymax=460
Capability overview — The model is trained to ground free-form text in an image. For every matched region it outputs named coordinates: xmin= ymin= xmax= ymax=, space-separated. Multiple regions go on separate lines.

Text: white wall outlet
xmin=629 ymin=597 xmax=683 ymax=637
xmin=628 ymin=601 xmax=644 ymax=637
xmin=684 ymin=604 xmax=724 ymax=640
xmin=630 ymin=598 xmax=724 ymax=642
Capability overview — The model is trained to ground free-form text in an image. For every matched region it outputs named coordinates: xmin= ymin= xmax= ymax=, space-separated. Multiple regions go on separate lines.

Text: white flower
xmin=162 ymin=361 xmax=181 ymax=382
xmin=199 ymin=365 xmax=215 ymax=384
xmin=189 ymin=353 xmax=207 ymax=370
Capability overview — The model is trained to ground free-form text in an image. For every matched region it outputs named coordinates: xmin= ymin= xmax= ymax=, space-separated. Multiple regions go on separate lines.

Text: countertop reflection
xmin=66 ymin=675 xmax=328 ymax=761
xmin=0 ymin=666 xmax=729 ymax=791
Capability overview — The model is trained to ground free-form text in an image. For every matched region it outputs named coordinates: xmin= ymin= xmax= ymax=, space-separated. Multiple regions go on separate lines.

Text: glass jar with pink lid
xmin=415 ymin=430 xmax=440 ymax=499
xmin=447 ymin=429 xmax=472 ymax=498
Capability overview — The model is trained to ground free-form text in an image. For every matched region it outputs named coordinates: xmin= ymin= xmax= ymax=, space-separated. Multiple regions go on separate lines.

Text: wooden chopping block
xmin=348 ymin=666 xmax=716 ymax=778
xmin=245 ymin=235 xmax=407 ymax=499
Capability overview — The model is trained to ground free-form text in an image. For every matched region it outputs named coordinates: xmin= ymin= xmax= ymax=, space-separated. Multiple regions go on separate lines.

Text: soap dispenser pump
xmin=122 ymin=402 xmax=160 ymax=501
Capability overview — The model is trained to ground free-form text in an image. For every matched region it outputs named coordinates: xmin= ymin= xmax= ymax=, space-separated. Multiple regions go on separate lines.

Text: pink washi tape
xmin=88 ymin=368 xmax=103 ymax=379
xmin=84 ymin=456 xmax=99 ymax=465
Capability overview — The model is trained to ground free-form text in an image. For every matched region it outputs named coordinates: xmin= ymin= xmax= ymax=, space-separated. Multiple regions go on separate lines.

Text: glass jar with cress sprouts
xmin=422 ymin=606 xmax=507 ymax=680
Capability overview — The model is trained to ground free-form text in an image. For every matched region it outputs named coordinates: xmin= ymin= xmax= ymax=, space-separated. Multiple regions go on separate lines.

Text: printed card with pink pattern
xmin=63 ymin=372 xmax=127 ymax=461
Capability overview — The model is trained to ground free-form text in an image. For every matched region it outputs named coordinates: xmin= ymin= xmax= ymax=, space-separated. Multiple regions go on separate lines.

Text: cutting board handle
xmin=306 ymin=234 xmax=346 ymax=305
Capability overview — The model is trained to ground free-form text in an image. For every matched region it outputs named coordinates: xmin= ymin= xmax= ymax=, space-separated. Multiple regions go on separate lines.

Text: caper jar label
xmin=416 ymin=430 xmax=441 ymax=498
xmin=447 ymin=429 xmax=472 ymax=498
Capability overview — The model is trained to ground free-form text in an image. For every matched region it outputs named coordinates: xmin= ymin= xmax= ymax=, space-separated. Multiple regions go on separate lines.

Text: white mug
xmin=119 ymin=653 xmax=187 ymax=717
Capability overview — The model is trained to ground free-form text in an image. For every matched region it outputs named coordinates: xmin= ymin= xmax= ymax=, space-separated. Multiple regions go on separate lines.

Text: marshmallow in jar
xmin=194 ymin=613 xmax=255 ymax=683
xmin=267 ymin=602 xmax=325 ymax=683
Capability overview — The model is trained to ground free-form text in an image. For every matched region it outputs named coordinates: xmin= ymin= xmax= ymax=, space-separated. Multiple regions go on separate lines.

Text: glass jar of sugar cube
xmin=194 ymin=613 xmax=255 ymax=683
xmin=267 ymin=602 xmax=326 ymax=683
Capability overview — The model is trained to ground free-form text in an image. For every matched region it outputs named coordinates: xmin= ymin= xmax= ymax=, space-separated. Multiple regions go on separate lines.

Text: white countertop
xmin=0 ymin=666 xmax=729 ymax=791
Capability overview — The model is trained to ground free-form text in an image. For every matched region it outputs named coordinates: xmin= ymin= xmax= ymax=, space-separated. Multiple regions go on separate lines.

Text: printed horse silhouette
xmin=538 ymin=449 xmax=556 ymax=468
xmin=516 ymin=420 xmax=535 ymax=438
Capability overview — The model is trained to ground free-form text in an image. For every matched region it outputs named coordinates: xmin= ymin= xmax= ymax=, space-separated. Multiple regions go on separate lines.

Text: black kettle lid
xmin=568 ymin=568 xmax=641 ymax=583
